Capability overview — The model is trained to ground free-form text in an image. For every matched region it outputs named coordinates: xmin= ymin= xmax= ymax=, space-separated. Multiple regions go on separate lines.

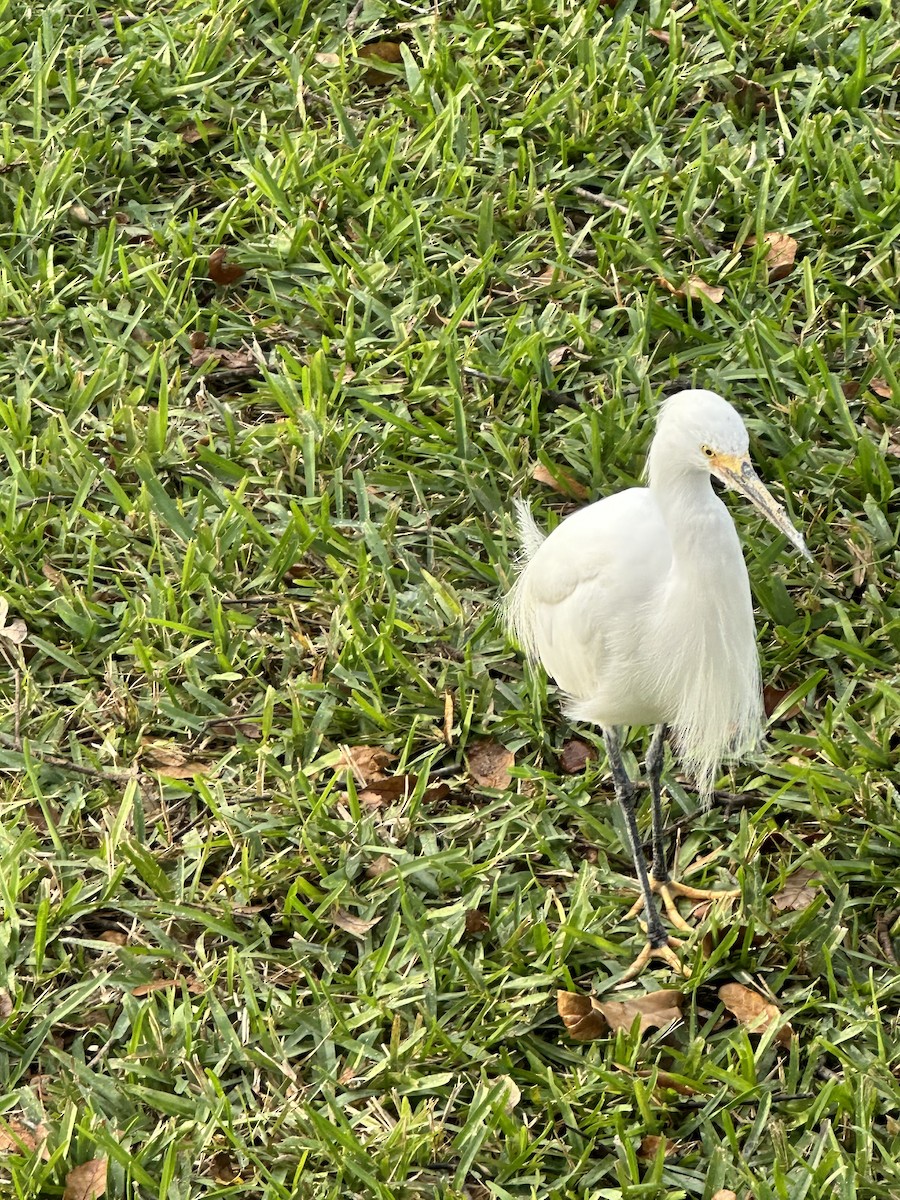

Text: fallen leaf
xmin=208 ymin=246 xmax=246 ymax=286
xmin=358 ymin=40 xmax=404 ymax=84
xmin=649 ymin=28 xmax=671 ymax=43
xmin=464 ymin=908 xmax=491 ymax=935
xmin=635 ymin=1067 xmax=696 ymax=1096
xmin=495 ymin=1075 xmax=520 ymax=1111
xmin=638 ymin=1134 xmax=676 ymax=1159
xmin=69 ymin=203 xmax=94 ymax=226
xmin=0 ymin=990 xmax=11 ymax=1019
xmin=711 ymin=1192 xmax=738 ymax=1200
xmin=63 ymin=1158 xmax=108 ymax=1200
xmin=559 ymin=738 xmax=597 ymax=774
xmin=339 ymin=745 xmax=395 ymax=786
xmin=132 ymin=977 xmax=204 ymax=997
xmin=189 ymin=345 xmax=257 ymax=371
xmin=0 ymin=1118 xmax=49 ymax=1159
xmin=466 ymin=740 xmax=514 ymax=790
xmin=315 ymin=52 xmax=341 ymax=66
xmin=178 ymin=119 xmax=224 ymax=144
xmin=532 ymin=462 xmax=589 ymax=501
xmin=596 ymin=989 xmax=683 ymax=1036
xmin=365 ymin=853 xmax=395 ymax=878
xmin=772 ymin=868 xmax=818 ymax=912
xmin=141 ymin=741 xmax=211 ymax=779
xmin=357 ymin=774 xmax=416 ymax=807
xmin=99 ymin=930 xmax=128 ymax=946
xmin=547 ymin=345 xmax=570 ymax=368
xmin=718 ymin=982 xmax=792 ymax=1046
xmin=42 ymin=562 xmax=64 ymax=587
xmin=657 ymin=275 xmax=724 ymax=303
xmin=331 ymin=908 xmax=380 ymax=937
xmin=208 ymin=1151 xmax=240 ymax=1182
xmin=745 ymin=232 xmax=798 ymax=281
xmin=0 ymin=596 xmax=27 ymax=644
xmin=205 ymin=717 xmax=262 ymax=740
xmin=869 ymin=378 xmax=893 ymax=399
xmin=558 ymin=991 xmax=607 ymax=1041
xmin=763 ymin=683 xmax=802 ymax=721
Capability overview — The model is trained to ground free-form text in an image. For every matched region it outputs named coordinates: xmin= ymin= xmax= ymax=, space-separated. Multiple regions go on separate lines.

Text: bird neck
xmin=650 ymin=470 xmax=729 ymax=563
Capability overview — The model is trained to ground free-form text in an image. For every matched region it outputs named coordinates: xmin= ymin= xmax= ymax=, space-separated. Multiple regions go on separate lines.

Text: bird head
xmin=651 ymin=389 xmax=812 ymax=560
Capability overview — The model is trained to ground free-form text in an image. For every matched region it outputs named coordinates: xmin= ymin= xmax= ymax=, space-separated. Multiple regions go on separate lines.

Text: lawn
xmin=0 ymin=0 xmax=898 ymax=1195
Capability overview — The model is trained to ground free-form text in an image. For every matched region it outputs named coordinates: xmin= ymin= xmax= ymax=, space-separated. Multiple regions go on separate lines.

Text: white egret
xmin=505 ymin=389 xmax=810 ymax=979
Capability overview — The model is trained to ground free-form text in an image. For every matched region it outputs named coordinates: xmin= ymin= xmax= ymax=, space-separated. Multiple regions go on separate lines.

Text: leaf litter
xmin=718 ymin=982 xmax=792 ymax=1046
xmin=466 ymin=740 xmax=514 ymax=789
xmin=558 ymin=989 xmax=683 ymax=1040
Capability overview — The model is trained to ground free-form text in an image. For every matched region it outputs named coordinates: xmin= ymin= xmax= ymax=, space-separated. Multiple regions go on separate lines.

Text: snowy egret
xmin=505 ymin=390 xmax=810 ymax=979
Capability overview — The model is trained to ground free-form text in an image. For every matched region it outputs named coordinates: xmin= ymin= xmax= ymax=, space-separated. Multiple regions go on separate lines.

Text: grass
xmin=0 ymin=0 xmax=897 ymax=1194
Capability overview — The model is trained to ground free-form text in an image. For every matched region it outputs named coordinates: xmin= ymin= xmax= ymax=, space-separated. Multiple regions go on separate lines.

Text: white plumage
xmin=505 ymin=390 xmax=810 ymax=976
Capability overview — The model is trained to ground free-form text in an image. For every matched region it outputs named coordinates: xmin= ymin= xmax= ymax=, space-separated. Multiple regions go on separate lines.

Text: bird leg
xmin=625 ymin=725 xmax=739 ymax=935
xmin=603 ymin=728 xmax=687 ymax=981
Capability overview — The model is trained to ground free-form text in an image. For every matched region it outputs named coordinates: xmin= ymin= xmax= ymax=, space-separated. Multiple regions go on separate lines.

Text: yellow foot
xmin=619 ymin=936 xmax=690 ymax=983
xmin=626 ymin=876 xmax=740 ymax=934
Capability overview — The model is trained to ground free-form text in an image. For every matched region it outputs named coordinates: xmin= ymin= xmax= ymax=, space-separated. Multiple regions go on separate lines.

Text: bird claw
xmin=626 ymin=876 xmax=739 ymax=933
xmin=618 ymin=936 xmax=690 ymax=982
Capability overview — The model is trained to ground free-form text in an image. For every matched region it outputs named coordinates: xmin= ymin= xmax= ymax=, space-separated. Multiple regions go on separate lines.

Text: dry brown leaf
xmin=772 ymin=868 xmax=818 ymax=912
xmin=132 ymin=977 xmax=204 ymax=997
xmin=532 ymin=462 xmax=589 ymax=500
xmin=745 ymin=231 xmax=798 ymax=281
xmin=657 ymin=275 xmax=724 ymax=303
xmin=315 ymin=52 xmax=341 ymax=66
xmin=357 ymin=774 xmax=416 ymax=808
xmin=141 ymin=741 xmax=211 ymax=779
xmin=763 ymin=683 xmax=802 ymax=721
xmin=495 ymin=1074 xmax=520 ymax=1111
xmin=719 ymin=982 xmax=792 ymax=1046
xmin=711 ymin=1192 xmax=738 ymax=1200
xmin=648 ymin=28 xmax=671 ymax=43
xmin=635 ymin=1067 xmax=696 ymax=1096
xmin=596 ymin=989 xmax=683 ymax=1035
xmin=99 ymin=930 xmax=128 ymax=946
xmin=42 ymin=561 xmax=64 ymax=588
xmin=339 ymin=745 xmax=395 ymax=785
xmin=638 ymin=1134 xmax=676 ymax=1159
xmin=464 ymin=908 xmax=491 ymax=935
xmin=557 ymin=991 xmax=608 ymax=1041
xmin=869 ymin=378 xmax=893 ymax=399
xmin=178 ymin=119 xmax=224 ymax=144
xmin=359 ymin=40 xmax=404 ymax=84
xmin=189 ymin=345 xmax=257 ymax=371
xmin=0 ymin=1119 xmax=49 ymax=1159
xmin=208 ymin=246 xmax=247 ymax=286
xmin=63 ymin=1158 xmax=108 ymax=1200
xmin=69 ymin=203 xmax=94 ymax=226
xmin=365 ymin=853 xmax=395 ymax=878
xmin=0 ymin=990 xmax=11 ymax=1019
xmin=558 ymin=738 xmax=597 ymax=774
xmin=208 ymin=1151 xmax=240 ymax=1182
xmin=466 ymin=740 xmax=514 ymax=790
xmin=331 ymin=908 xmax=380 ymax=937
xmin=205 ymin=717 xmax=262 ymax=740
xmin=547 ymin=345 xmax=570 ymax=367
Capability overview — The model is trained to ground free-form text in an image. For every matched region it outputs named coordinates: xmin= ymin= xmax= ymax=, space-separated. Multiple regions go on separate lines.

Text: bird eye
xmin=701 ymin=445 xmax=715 ymax=457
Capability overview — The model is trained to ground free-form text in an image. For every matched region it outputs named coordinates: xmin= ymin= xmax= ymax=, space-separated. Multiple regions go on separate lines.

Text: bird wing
xmin=505 ymin=491 xmax=671 ymax=705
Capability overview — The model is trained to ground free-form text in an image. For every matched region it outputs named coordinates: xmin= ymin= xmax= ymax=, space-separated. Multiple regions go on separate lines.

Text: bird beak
xmin=710 ymin=453 xmax=812 ymax=561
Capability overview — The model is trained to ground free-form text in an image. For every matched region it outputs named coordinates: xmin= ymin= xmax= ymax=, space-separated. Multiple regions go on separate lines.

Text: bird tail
xmin=501 ymin=499 xmax=545 ymax=660
xmin=512 ymin=498 xmax=545 ymax=561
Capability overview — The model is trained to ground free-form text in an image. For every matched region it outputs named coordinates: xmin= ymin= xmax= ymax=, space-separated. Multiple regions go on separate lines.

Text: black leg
xmin=603 ymin=727 xmax=667 ymax=950
xmin=646 ymin=725 xmax=669 ymax=883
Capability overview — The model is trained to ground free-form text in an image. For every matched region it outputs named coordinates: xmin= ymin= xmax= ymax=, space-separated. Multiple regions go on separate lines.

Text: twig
xmin=346 ymin=0 xmax=364 ymax=34
xmin=568 ymin=186 xmax=629 ymax=214
xmin=0 ymin=732 xmax=132 ymax=784
xmin=875 ymin=910 xmax=899 ymax=966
